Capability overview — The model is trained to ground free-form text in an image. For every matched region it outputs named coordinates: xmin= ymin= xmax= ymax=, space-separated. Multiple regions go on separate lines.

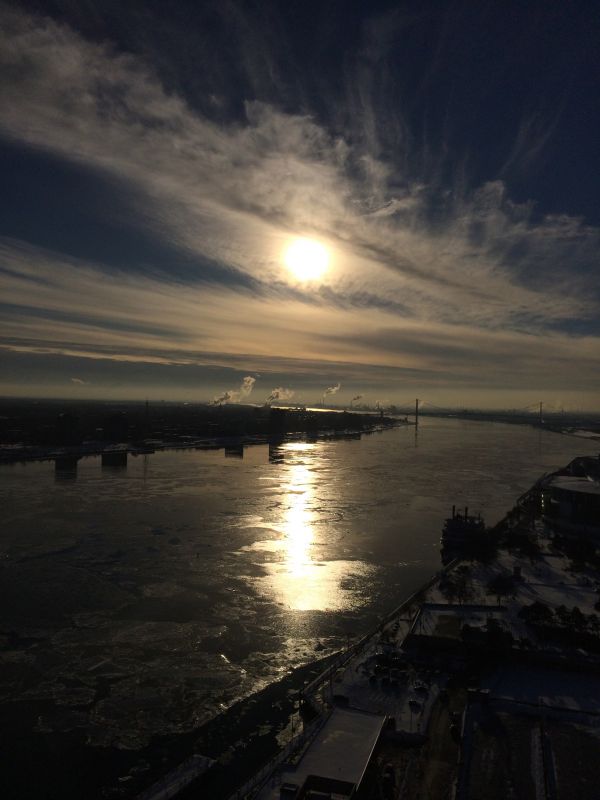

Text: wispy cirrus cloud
xmin=0 ymin=3 xmax=599 ymax=407
xmin=4 ymin=237 xmax=596 ymax=390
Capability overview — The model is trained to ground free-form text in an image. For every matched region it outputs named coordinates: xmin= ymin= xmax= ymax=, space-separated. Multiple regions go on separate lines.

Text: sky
xmin=0 ymin=0 xmax=599 ymax=410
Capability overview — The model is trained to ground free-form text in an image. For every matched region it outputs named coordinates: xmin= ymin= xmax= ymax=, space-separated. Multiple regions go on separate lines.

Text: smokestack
xmin=211 ymin=376 xmax=256 ymax=406
xmin=265 ymin=387 xmax=294 ymax=405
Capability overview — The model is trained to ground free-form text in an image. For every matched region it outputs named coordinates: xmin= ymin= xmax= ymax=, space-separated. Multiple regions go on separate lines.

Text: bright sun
xmin=284 ymin=238 xmax=329 ymax=281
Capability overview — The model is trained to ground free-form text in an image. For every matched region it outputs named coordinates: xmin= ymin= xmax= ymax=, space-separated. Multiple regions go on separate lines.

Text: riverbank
xmin=0 ymin=426 xmax=392 ymax=465
xmin=419 ymin=409 xmax=600 ymax=440
xmin=133 ymin=577 xmax=451 ymax=800
xmin=0 ymin=398 xmax=401 ymax=464
xmin=245 ymin=453 xmax=600 ymax=800
xmin=132 ymin=653 xmax=338 ymax=799
xmin=133 ymin=570 xmax=464 ymax=800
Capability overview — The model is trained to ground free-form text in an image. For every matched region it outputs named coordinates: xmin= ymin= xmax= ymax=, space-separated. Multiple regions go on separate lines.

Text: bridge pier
xmin=101 ymin=450 xmax=128 ymax=468
xmin=54 ymin=455 xmax=79 ymax=474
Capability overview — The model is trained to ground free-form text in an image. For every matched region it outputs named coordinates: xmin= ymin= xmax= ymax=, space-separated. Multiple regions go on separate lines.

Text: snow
xmin=483 ymin=665 xmax=600 ymax=714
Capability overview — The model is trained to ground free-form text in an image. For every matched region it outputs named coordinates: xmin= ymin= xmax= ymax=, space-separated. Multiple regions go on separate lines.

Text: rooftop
xmin=547 ymin=475 xmax=600 ymax=495
xmin=264 ymin=708 xmax=386 ymax=799
xmin=412 ymin=603 xmax=508 ymax=641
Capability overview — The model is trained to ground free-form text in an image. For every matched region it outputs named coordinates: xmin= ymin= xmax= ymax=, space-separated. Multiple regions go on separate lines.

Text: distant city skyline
xmin=1 ymin=1 xmax=599 ymax=409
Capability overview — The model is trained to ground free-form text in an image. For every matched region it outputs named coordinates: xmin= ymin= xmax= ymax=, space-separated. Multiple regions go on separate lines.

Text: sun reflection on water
xmin=282 ymin=462 xmax=315 ymax=583
xmin=260 ymin=442 xmax=370 ymax=612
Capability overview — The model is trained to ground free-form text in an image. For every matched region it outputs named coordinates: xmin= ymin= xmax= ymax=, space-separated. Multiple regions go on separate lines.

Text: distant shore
xmin=417 ymin=409 xmax=600 ymax=440
xmin=0 ymin=400 xmax=402 ymax=464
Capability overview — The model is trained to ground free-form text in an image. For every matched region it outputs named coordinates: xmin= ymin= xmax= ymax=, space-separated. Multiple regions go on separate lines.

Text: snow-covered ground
xmin=482 ymin=665 xmax=600 ymax=714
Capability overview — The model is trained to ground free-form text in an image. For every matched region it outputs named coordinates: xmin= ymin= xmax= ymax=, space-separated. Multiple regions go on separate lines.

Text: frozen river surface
xmin=1 ymin=418 xmax=597 ymax=749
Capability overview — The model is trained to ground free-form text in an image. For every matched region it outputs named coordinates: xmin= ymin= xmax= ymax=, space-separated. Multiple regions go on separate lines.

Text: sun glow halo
xmin=284 ymin=237 xmax=329 ymax=281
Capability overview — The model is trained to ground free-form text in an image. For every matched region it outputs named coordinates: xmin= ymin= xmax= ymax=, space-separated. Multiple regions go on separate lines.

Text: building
xmin=543 ymin=474 xmax=600 ymax=534
xmin=261 ymin=708 xmax=386 ymax=800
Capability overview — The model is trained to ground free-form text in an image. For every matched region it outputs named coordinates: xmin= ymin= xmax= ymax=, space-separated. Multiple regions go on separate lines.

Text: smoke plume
xmin=351 ymin=394 xmax=363 ymax=402
xmin=324 ymin=382 xmax=341 ymax=396
xmin=266 ymin=387 xmax=294 ymax=404
xmin=211 ymin=376 xmax=256 ymax=405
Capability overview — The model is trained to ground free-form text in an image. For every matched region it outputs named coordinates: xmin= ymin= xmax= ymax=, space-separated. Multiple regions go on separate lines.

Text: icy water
xmin=1 ymin=419 xmax=597 ymax=751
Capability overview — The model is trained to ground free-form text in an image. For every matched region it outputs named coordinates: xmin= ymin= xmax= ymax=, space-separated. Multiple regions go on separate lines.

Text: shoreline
xmin=134 ymin=653 xmax=339 ymax=799
xmin=234 ymin=451 xmax=600 ymax=800
xmin=0 ymin=423 xmax=402 ymax=466
xmin=133 ymin=452 xmax=592 ymax=799
xmin=417 ymin=410 xmax=600 ymax=440
xmin=134 ymin=560 xmax=464 ymax=800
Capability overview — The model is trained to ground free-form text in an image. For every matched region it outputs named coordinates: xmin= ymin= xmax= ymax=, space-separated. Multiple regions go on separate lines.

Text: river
xmin=1 ymin=418 xmax=597 ymax=755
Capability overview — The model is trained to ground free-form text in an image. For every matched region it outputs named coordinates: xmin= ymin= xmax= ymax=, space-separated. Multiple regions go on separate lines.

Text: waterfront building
xmin=543 ymin=456 xmax=600 ymax=535
xmin=260 ymin=708 xmax=386 ymax=800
